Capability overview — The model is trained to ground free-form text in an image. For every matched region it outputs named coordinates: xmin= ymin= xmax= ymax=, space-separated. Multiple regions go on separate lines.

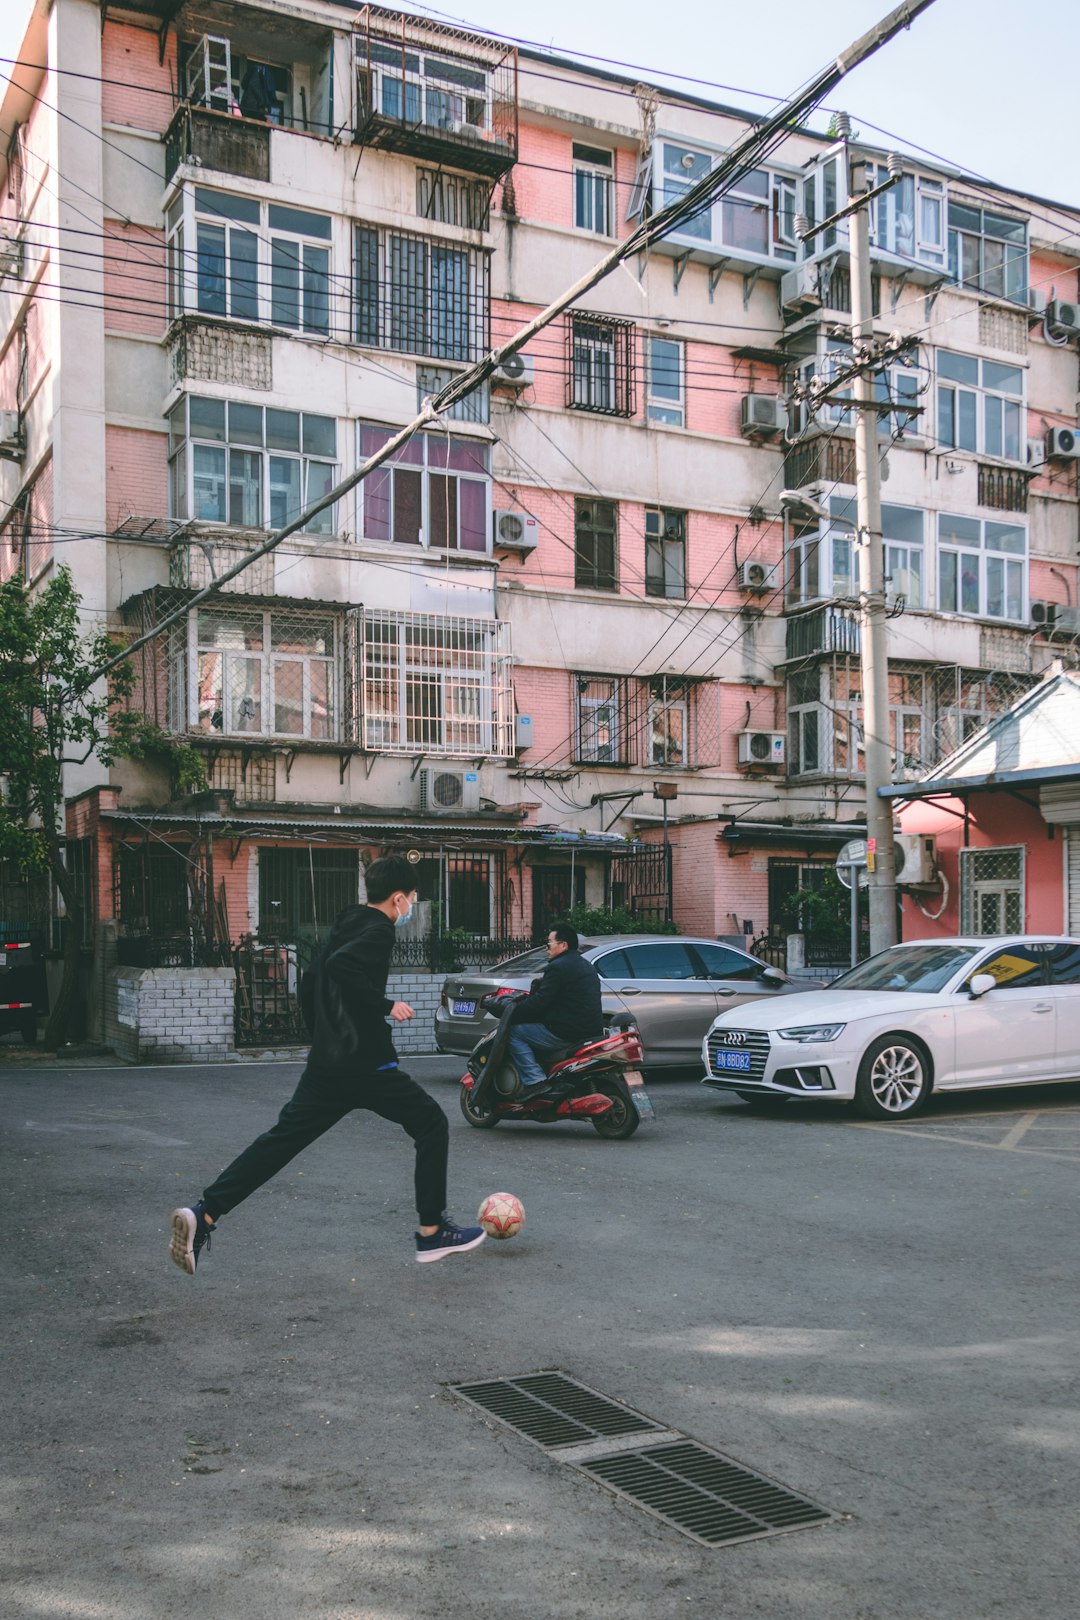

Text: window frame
xmin=959 ymin=846 xmax=1025 ymax=936
xmin=357 ymin=608 xmax=512 ymax=758
xmin=575 ymin=674 xmax=623 ymax=764
xmin=649 ymin=675 xmax=690 ymax=768
xmin=572 ymin=143 xmax=615 ymax=237
xmin=168 ymin=396 xmax=339 ymax=535
xmin=948 ymin=201 xmax=1028 ymax=303
xmin=937 ymin=349 xmax=1025 ymax=464
xmin=644 ymin=507 xmax=687 ymax=600
xmin=937 ymin=512 xmax=1027 ymax=623
xmin=353 ymin=221 xmax=490 ymax=363
xmin=574 ymin=497 xmax=618 ymax=591
xmin=656 ymin=139 xmax=798 ymax=264
xmin=187 ymin=604 xmax=339 ymax=742
xmin=567 ymin=313 xmax=635 ymax=417
xmin=645 ymin=334 xmax=685 ymax=427
xmin=356 ymin=423 xmax=491 ymax=553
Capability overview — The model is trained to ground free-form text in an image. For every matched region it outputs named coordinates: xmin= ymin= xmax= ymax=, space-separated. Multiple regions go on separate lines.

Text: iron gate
xmin=607 ymin=845 xmax=672 ymax=929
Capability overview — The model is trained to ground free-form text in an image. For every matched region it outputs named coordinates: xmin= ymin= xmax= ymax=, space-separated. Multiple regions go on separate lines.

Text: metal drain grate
xmin=452 ymin=1372 xmax=663 ymax=1451
xmin=581 ymin=1441 xmax=834 ymax=1548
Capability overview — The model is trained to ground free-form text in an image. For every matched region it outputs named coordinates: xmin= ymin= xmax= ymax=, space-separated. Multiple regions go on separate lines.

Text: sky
xmin=0 ymin=0 xmax=1076 ymax=207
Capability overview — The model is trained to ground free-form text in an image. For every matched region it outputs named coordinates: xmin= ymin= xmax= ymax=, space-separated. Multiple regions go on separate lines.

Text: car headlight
xmin=776 ymin=1023 xmax=846 ymax=1043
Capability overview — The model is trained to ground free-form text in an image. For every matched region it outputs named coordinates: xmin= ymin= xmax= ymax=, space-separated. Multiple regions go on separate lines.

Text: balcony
xmin=978 ymin=463 xmax=1031 ymax=515
xmin=354 ymin=7 xmax=517 ymax=180
xmin=784 ymin=605 xmax=861 ymax=662
xmin=165 ymin=104 xmax=270 ymax=185
xmin=783 ymin=432 xmax=856 ymax=492
xmin=169 ymin=530 xmax=276 ymax=596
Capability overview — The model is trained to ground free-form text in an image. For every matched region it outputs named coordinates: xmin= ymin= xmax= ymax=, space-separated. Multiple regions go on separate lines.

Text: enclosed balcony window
xmin=357 ymin=424 xmax=490 ymax=551
xmin=657 ymin=141 xmax=797 ymax=263
xmin=948 ymin=203 xmax=1027 ymax=303
xmin=168 ymin=396 xmax=338 ymax=535
xmin=184 ymin=605 xmax=339 ymax=741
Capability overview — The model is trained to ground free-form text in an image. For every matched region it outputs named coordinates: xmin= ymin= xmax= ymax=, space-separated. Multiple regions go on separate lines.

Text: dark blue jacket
xmin=300 ymin=904 xmax=397 ymax=1075
xmin=514 ymin=948 xmax=604 ymax=1044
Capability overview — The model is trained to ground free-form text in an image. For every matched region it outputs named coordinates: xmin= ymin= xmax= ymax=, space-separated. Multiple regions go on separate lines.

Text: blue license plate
xmin=453 ymin=999 xmax=477 ymax=1017
xmin=713 ymin=1051 xmax=752 ymax=1073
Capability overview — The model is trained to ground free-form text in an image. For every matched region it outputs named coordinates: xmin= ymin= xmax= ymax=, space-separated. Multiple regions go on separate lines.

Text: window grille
xmin=258 ymin=848 xmax=360 ymax=941
xmin=353 ymin=608 xmax=513 ymax=758
xmin=416 ymin=168 xmax=491 ymax=231
xmin=416 ymin=365 xmax=489 ymax=424
xmin=567 ymin=313 xmax=635 ymax=417
xmin=353 ymin=222 xmax=490 ymax=362
xmin=960 ymin=846 xmax=1024 ymax=935
xmin=171 ymin=603 xmax=340 ymax=742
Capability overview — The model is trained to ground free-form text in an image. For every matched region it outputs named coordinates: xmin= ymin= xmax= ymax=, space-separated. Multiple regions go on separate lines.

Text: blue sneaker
xmin=169 ymin=1201 xmax=215 ymax=1275
xmin=415 ymin=1217 xmax=486 ymax=1264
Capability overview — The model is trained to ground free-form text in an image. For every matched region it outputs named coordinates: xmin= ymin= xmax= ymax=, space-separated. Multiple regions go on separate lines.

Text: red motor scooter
xmin=459 ymin=989 xmax=654 ymax=1139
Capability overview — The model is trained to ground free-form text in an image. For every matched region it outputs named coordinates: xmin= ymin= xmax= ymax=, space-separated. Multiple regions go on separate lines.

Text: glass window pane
xmin=983 ymin=360 xmax=1023 ymax=395
xmin=882 ymin=505 xmax=923 ymax=545
xmin=939 ymin=513 xmax=981 ymax=547
xmin=271 ymin=240 xmax=300 ymax=327
xmin=622 ymin=942 xmax=697 ymax=980
xmin=196 ymin=651 xmax=223 ymax=729
xmin=429 ymin=473 xmax=458 ymax=548
xmin=985 ymin=395 xmax=1002 ymax=458
xmin=229 ymin=655 xmax=263 ymax=732
xmin=1003 ymin=400 xmax=1021 ymax=463
xmin=958 ymin=390 xmax=977 ymax=450
xmin=192 ymin=444 xmax=227 ymax=521
xmin=986 ymin=554 xmax=1004 ymax=617
xmin=196 ymin=223 xmax=227 ymax=315
xmin=268 ymin=455 xmax=301 ymax=528
xmin=303 ymin=461 xmax=336 ymax=534
xmin=266 ymin=410 xmax=301 ymax=451
xmin=393 ymin=467 xmax=423 ymax=544
xmin=938 ymin=351 xmax=979 ymax=385
xmin=960 ymin=552 xmax=980 ymax=614
xmin=722 ymin=193 xmax=768 ymax=255
xmin=273 ymin=657 xmax=304 ymax=734
xmin=229 ymin=229 xmax=259 ymax=320
xmin=302 ymin=244 xmax=330 ymax=334
xmin=458 ymin=478 xmax=487 ymax=552
xmin=985 ymin=522 xmax=1025 ymax=554
xmin=363 ymin=467 xmax=391 ymax=540
xmin=267 ymin=203 xmax=332 ymax=239
xmin=195 ymin=187 xmax=260 ymax=225
xmin=692 ymin=943 xmax=760 ymax=981
xmin=228 ymin=448 xmax=263 ymax=527
xmin=228 ymin=402 xmax=263 ymax=445
xmin=302 ymin=415 xmax=336 ymax=457
xmin=939 ymin=549 xmax=958 ymax=612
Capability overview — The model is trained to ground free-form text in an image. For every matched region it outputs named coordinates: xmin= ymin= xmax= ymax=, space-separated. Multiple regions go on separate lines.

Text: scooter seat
xmin=544 ymin=1042 xmax=578 ymax=1070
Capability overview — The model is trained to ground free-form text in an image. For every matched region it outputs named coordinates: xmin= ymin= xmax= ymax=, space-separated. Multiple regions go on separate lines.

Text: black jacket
xmin=514 ymin=948 xmax=604 ymax=1044
xmin=300 ymin=904 xmax=398 ymax=1075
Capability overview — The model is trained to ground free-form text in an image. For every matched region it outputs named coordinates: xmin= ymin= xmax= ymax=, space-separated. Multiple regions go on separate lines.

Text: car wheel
xmin=459 ymin=1085 xmax=499 ymax=1129
xmin=855 ymin=1035 xmax=931 ymax=1120
xmin=20 ymin=1016 xmax=38 ymax=1045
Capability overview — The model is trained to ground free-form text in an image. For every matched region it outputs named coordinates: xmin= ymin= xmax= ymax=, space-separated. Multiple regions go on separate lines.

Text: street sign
xmin=836 ymin=838 xmax=869 ymax=890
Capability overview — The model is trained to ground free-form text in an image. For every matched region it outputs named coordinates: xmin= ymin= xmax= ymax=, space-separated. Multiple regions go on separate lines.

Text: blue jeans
xmin=507 ymin=1022 xmax=566 ymax=1087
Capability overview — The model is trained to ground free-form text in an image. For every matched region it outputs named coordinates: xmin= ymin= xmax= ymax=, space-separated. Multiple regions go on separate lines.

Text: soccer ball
xmin=477 ymin=1191 xmax=525 ymax=1240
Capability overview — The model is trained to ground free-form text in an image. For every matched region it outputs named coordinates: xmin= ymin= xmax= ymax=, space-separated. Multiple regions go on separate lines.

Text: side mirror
xmin=760 ymin=965 xmax=786 ymax=984
xmin=968 ymin=972 xmax=997 ymax=998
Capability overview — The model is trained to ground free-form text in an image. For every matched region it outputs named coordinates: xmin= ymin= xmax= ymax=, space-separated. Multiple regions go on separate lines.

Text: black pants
xmin=202 ymin=1065 xmax=450 ymax=1227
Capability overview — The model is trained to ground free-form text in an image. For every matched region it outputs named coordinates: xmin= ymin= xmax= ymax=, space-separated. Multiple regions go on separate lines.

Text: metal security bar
xmin=353 ymin=608 xmax=514 ymax=757
xmin=354 ymin=223 xmax=491 ymax=362
xmin=567 ymin=312 xmax=635 ymax=417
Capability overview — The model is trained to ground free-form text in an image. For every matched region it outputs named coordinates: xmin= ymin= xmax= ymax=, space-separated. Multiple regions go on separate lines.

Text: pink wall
xmin=106 ymin=425 xmax=168 ymax=529
xmin=103 ymin=220 xmax=166 ymax=338
xmin=102 ymin=22 xmax=178 ymax=135
xmin=898 ymin=792 xmax=1063 ymax=939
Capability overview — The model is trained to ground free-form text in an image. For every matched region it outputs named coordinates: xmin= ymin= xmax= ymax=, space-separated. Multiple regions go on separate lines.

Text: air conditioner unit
xmin=736 ymin=560 xmax=777 ymax=593
xmin=894 ymin=833 xmax=937 ymax=888
xmin=1027 ymin=437 xmax=1047 ymax=470
xmin=0 ymin=409 xmax=23 ymax=460
xmin=419 ymin=767 xmax=481 ymax=815
xmin=493 ymin=509 xmax=539 ymax=551
xmin=1027 ymin=288 xmax=1048 ymax=317
xmin=737 ymin=730 xmax=785 ymax=768
xmin=1046 ymin=426 xmax=1080 ymax=461
xmin=741 ymin=394 xmax=787 ymax=438
xmin=1046 ymin=300 xmax=1080 ymax=340
xmin=492 ymin=353 xmax=534 ymax=388
xmin=1045 ymin=606 xmax=1080 ymax=637
xmin=780 ymin=263 xmax=821 ymax=314
xmin=1032 ymin=600 xmax=1058 ymax=627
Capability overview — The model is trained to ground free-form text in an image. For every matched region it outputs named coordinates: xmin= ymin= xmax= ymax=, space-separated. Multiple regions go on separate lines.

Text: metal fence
xmin=233 ymin=936 xmax=313 ymax=1047
xmin=390 ymin=934 xmax=533 ymax=972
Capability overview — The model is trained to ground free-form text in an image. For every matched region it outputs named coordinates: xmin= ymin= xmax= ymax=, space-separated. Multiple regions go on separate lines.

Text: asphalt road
xmin=3 ymin=1053 xmax=1079 ymax=1620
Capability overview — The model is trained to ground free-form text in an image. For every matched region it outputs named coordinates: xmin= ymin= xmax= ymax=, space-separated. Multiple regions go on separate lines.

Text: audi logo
xmin=721 ymin=1032 xmax=747 ymax=1046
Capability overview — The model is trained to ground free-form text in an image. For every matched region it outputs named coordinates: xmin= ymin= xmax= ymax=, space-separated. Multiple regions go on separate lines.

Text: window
xmin=168 ymin=397 xmax=338 ymax=534
xmin=573 ymin=143 xmax=614 ymax=236
xmin=117 ymin=841 xmax=190 ymax=935
xmin=168 ymin=187 xmax=331 ymax=335
xmin=574 ymin=498 xmax=618 ymax=590
xmin=357 ymin=424 xmax=490 ymax=551
xmin=576 ymin=675 xmax=621 ymax=763
xmin=883 ymin=505 xmax=925 ymax=608
xmin=785 ymin=497 xmax=922 ymax=609
xmin=949 ymin=202 xmax=1027 ymax=302
xmin=358 ymin=609 xmax=512 ymax=757
xmin=960 ymin=847 xmax=1023 ymax=934
xmin=809 ymin=336 xmax=920 ymax=438
xmin=409 ymin=852 xmax=494 ymax=935
xmin=690 ymin=943 xmax=762 ymax=982
xmin=645 ymin=507 xmax=686 ymax=599
xmin=869 ymin=169 xmax=945 ymax=265
xmin=649 ymin=676 xmax=689 ymax=767
xmin=258 ymin=849 xmax=360 ymax=940
xmin=938 ymin=514 xmax=1026 ymax=622
xmin=937 ymin=350 xmax=1024 ymax=463
xmin=658 ymin=142 xmax=796 ymax=262
xmin=621 ymin=941 xmax=698 ymax=980
xmin=416 ymin=366 xmax=489 ymax=424
xmin=568 ymin=314 xmax=635 ymax=416
xmin=367 ymin=41 xmax=491 ymax=134
xmin=969 ymin=945 xmax=1045 ymax=989
xmin=190 ymin=606 xmax=337 ymax=740
xmin=354 ymin=223 xmax=490 ymax=362
xmin=1044 ymin=942 xmax=1080 ymax=986
xmin=645 ymin=336 xmax=684 ymax=427
xmin=416 ymin=168 xmax=490 ymax=231
xmin=787 ymin=670 xmax=822 ymax=776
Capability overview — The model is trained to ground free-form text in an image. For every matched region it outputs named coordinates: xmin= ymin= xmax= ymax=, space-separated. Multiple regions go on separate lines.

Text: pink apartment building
xmin=2 ymin=0 xmax=1079 ymax=1042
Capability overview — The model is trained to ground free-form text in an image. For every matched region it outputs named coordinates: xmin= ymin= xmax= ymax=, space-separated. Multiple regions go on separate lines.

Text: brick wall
xmin=102 ymin=21 xmax=178 ymax=135
xmin=105 ymin=965 xmax=236 ymax=1062
xmin=106 ymin=424 xmax=168 ymax=529
xmin=385 ymin=971 xmax=443 ymax=1055
xmin=103 ymin=219 xmax=166 ymax=338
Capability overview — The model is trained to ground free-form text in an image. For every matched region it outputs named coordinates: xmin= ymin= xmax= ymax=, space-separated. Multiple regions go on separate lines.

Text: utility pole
xmin=843 ymin=118 xmax=898 ymax=953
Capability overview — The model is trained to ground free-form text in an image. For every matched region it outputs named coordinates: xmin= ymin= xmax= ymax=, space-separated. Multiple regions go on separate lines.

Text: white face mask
xmin=394 ymin=894 xmax=414 ymax=927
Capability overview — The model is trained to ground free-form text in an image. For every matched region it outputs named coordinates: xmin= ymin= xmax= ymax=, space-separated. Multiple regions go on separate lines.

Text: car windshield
xmin=492 ymin=946 xmax=552 ymax=975
xmin=829 ymin=943 xmax=980 ymax=994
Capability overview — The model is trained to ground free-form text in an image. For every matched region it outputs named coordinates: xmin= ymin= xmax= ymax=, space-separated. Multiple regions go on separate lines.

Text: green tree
xmin=0 ymin=567 xmax=194 ymax=1048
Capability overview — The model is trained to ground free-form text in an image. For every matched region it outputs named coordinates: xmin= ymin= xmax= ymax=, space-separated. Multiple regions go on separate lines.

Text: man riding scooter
xmin=507 ymin=923 xmax=604 ymax=1088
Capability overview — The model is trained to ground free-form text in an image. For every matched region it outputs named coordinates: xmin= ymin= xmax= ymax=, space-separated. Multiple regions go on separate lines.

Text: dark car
xmin=435 ymin=935 xmax=812 ymax=1069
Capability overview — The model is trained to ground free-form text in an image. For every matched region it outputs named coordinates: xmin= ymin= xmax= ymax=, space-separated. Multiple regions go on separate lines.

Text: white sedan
xmin=700 ymin=936 xmax=1080 ymax=1120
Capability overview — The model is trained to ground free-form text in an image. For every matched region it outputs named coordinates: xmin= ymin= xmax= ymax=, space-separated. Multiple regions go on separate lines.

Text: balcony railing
xmin=354 ymin=8 xmax=517 ymax=180
xmin=164 ymin=105 xmax=270 ymax=186
xmin=785 ymin=605 xmax=861 ymax=661
xmin=978 ymin=463 xmax=1031 ymax=514
xmin=783 ymin=433 xmax=857 ymax=491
